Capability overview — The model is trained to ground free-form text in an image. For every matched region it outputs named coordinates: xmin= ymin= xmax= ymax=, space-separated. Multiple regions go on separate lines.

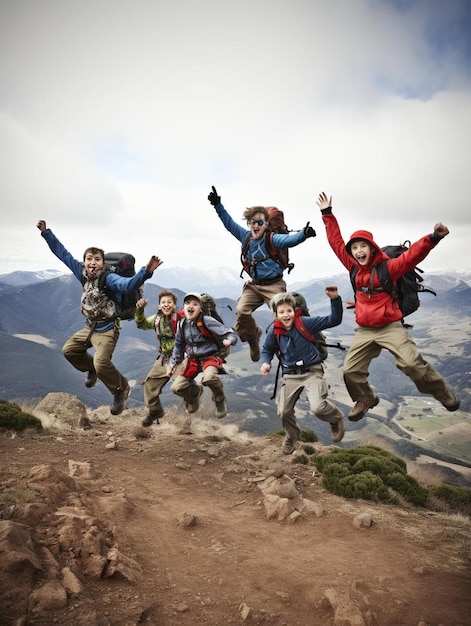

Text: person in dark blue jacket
xmin=37 ymin=220 xmax=162 ymax=416
xmin=260 ymin=288 xmax=344 ymax=455
xmin=208 ymin=185 xmax=315 ymax=362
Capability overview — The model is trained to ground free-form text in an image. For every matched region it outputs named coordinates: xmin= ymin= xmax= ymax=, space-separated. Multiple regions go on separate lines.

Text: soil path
xmin=1 ymin=410 xmax=470 ymax=625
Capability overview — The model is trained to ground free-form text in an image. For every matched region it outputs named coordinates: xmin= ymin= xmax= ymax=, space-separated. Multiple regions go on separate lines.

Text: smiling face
xmin=159 ymin=295 xmax=176 ymax=316
xmin=183 ymin=297 xmax=202 ymax=321
xmin=84 ymin=251 xmax=105 ymax=278
xmin=350 ymin=240 xmax=375 ymax=266
xmin=276 ymin=302 xmax=295 ymax=329
xmin=248 ymin=211 xmax=268 ymax=240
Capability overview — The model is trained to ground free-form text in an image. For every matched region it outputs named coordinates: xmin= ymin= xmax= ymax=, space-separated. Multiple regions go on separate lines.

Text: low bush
xmin=0 ymin=399 xmax=43 ymax=432
xmin=428 ymin=484 xmax=471 ymax=515
xmin=314 ymin=445 xmax=427 ymax=505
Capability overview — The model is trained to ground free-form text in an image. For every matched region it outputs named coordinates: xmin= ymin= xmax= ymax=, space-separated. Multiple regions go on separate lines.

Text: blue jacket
xmin=261 ymin=297 xmax=343 ymax=374
xmin=41 ymin=229 xmax=153 ymax=330
xmin=214 ymin=202 xmax=307 ymax=280
xmin=171 ymin=316 xmax=238 ymax=364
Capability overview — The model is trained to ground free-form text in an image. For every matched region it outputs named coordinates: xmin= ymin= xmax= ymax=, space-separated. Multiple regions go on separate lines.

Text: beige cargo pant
xmin=343 ymin=321 xmax=451 ymax=403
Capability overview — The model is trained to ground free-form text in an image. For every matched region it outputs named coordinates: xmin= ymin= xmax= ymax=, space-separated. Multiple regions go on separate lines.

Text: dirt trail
xmin=1 ymin=407 xmax=470 ymax=625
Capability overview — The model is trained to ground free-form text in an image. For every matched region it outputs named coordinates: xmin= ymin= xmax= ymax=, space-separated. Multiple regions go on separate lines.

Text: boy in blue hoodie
xmin=260 ymin=288 xmax=344 ymax=455
xmin=37 ymin=220 xmax=162 ymax=416
xmin=167 ymin=293 xmax=238 ymax=419
xmin=208 ymin=185 xmax=315 ymax=362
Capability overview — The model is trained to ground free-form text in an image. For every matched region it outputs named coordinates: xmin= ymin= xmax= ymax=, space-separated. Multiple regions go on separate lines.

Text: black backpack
xmin=349 ymin=241 xmax=436 ymax=327
xmin=99 ymin=252 xmax=142 ymax=321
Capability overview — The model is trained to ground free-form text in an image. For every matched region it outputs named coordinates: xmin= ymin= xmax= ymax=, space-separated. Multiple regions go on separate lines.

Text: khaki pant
xmin=277 ymin=365 xmax=342 ymax=439
xmin=171 ymin=365 xmax=225 ymax=405
xmin=62 ymin=326 xmax=127 ymax=395
xmin=144 ymin=353 xmax=183 ymax=414
xmin=343 ymin=321 xmax=450 ymax=403
xmin=236 ymin=278 xmax=286 ymax=342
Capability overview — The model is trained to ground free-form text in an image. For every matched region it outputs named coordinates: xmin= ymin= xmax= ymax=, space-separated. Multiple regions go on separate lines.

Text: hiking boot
xmin=141 ymin=408 xmax=164 ymax=427
xmin=348 ymin=396 xmax=379 ymax=422
xmin=330 ymin=419 xmax=345 ymax=443
xmin=187 ymin=385 xmax=203 ymax=414
xmin=281 ymin=435 xmax=298 ymax=455
xmin=248 ymin=327 xmax=262 ymax=362
xmin=436 ymin=389 xmax=460 ymax=412
xmin=110 ymin=385 xmax=131 ymax=416
xmin=215 ymin=399 xmax=227 ymax=419
xmin=85 ymin=368 xmax=97 ymax=388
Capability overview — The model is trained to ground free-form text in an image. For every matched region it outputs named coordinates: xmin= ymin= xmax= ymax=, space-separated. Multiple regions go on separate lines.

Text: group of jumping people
xmin=37 ymin=187 xmax=460 ymax=455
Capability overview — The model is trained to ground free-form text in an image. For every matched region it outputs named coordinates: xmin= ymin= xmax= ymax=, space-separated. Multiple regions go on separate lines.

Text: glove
xmin=303 ymin=221 xmax=316 ymax=238
xmin=208 ymin=185 xmax=221 ymax=207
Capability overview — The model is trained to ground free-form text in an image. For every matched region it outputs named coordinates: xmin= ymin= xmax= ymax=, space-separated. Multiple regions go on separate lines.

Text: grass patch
xmin=314 ymin=445 xmax=428 ymax=506
xmin=0 ymin=399 xmax=43 ymax=432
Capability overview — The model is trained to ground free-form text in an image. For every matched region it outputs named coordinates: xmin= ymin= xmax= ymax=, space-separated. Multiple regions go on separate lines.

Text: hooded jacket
xmin=321 ymin=210 xmax=438 ymax=328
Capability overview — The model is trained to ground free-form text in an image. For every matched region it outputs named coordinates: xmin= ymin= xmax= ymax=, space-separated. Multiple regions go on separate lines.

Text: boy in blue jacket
xmin=37 ymin=220 xmax=162 ymax=416
xmin=260 ymin=288 xmax=344 ymax=455
xmin=208 ymin=185 xmax=315 ymax=362
xmin=167 ymin=293 xmax=238 ymax=419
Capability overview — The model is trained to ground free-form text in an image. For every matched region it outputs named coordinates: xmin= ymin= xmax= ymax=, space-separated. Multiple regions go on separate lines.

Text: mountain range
xmin=1 ymin=266 xmax=470 ymax=485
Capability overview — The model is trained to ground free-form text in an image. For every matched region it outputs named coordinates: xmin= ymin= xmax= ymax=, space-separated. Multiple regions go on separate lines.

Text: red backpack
xmin=240 ymin=207 xmax=295 ymax=278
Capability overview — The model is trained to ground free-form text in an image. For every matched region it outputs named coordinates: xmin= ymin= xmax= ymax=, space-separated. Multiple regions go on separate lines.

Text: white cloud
xmin=1 ymin=0 xmax=470 ymax=281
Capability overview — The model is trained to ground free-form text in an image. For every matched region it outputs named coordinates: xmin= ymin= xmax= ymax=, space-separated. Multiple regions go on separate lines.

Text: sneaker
xmin=215 ymin=399 xmax=227 ymax=419
xmin=141 ymin=408 xmax=164 ymax=427
xmin=85 ymin=368 xmax=97 ymax=388
xmin=348 ymin=396 xmax=380 ymax=422
xmin=436 ymin=389 xmax=460 ymax=412
xmin=248 ymin=327 xmax=262 ymax=362
xmin=187 ymin=385 xmax=203 ymax=414
xmin=281 ymin=435 xmax=298 ymax=455
xmin=330 ymin=419 xmax=345 ymax=443
xmin=110 ymin=385 xmax=131 ymax=416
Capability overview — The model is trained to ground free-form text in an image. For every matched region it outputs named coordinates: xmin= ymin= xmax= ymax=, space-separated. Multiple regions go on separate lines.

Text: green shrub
xmin=0 ymin=399 xmax=43 ymax=432
xmin=302 ymin=444 xmax=315 ymax=455
xmin=300 ymin=429 xmax=318 ymax=443
xmin=428 ymin=484 xmax=471 ymax=514
xmin=292 ymin=454 xmax=309 ymax=465
xmin=314 ymin=445 xmax=426 ymax=506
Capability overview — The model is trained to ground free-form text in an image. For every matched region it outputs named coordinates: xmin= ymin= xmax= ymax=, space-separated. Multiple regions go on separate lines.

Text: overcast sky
xmin=1 ymin=0 xmax=470 ymax=282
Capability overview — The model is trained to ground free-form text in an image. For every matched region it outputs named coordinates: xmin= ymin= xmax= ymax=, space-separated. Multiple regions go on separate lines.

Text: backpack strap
xmin=265 ymin=231 xmax=295 ymax=274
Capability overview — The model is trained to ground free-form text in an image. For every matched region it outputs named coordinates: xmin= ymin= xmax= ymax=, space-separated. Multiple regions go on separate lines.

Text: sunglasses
xmin=248 ymin=219 xmax=267 ymax=227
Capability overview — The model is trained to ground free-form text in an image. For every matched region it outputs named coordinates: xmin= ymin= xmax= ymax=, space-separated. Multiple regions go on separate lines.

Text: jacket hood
xmin=346 ymin=229 xmax=383 ymax=259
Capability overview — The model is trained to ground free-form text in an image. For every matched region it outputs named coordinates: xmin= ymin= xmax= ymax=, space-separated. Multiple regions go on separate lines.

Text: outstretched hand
xmin=303 ymin=221 xmax=316 ymax=238
xmin=325 ymin=285 xmax=339 ymax=299
xmin=146 ymin=255 xmax=163 ymax=274
xmin=316 ymin=192 xmax=332 ymax=211
xmin=433 ymin=223 xmax=449 ymax=239
xmin=208 ymin=185 xmax=221 ymax=206
xmin=37 ymin=220 xmax=47 ymax=232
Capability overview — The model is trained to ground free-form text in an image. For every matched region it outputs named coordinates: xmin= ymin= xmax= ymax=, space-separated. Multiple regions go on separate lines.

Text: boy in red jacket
xmin=317 ymin=192 xmax=460 ymax=422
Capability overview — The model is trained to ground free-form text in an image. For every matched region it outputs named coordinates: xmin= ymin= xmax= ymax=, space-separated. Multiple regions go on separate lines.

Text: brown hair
xmin=242 ymin=206 xmax=269 ymax=222
xmin=83 ymin=247 xmax=105 ymax=262
xmin=158 ymin=290 xmax=177 ymax=305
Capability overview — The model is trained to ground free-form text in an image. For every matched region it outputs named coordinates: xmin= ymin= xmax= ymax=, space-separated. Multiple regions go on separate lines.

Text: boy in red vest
xmin=317 ymin=191 xmax=460 ymax=421
xmin=260 ymin=288 xmax=344 ymax=455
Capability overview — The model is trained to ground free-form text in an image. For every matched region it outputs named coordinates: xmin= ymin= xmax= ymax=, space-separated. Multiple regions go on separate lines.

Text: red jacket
xmin=322 ymin=211 xmax=437 ymax=328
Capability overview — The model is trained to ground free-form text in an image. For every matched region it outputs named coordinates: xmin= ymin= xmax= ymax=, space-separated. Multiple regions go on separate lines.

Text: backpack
xmin=240 ymin=207 xmax=295 ymax=278
xmin=349 ymin=241 xmax=437 ymax=328
xmin=99 ymin=252 xmax=143 ymax=321
xmin=180 ymin=294 xmax=232 ymax=360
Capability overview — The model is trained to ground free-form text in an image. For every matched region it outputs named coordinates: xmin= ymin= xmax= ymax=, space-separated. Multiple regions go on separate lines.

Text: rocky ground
xmin=1 ymin=393 xmax=470 ymax=626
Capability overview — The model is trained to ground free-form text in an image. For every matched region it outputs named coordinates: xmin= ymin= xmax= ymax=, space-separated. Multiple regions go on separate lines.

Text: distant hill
xmin=1 ymin=268 xmax=470 ymax=485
